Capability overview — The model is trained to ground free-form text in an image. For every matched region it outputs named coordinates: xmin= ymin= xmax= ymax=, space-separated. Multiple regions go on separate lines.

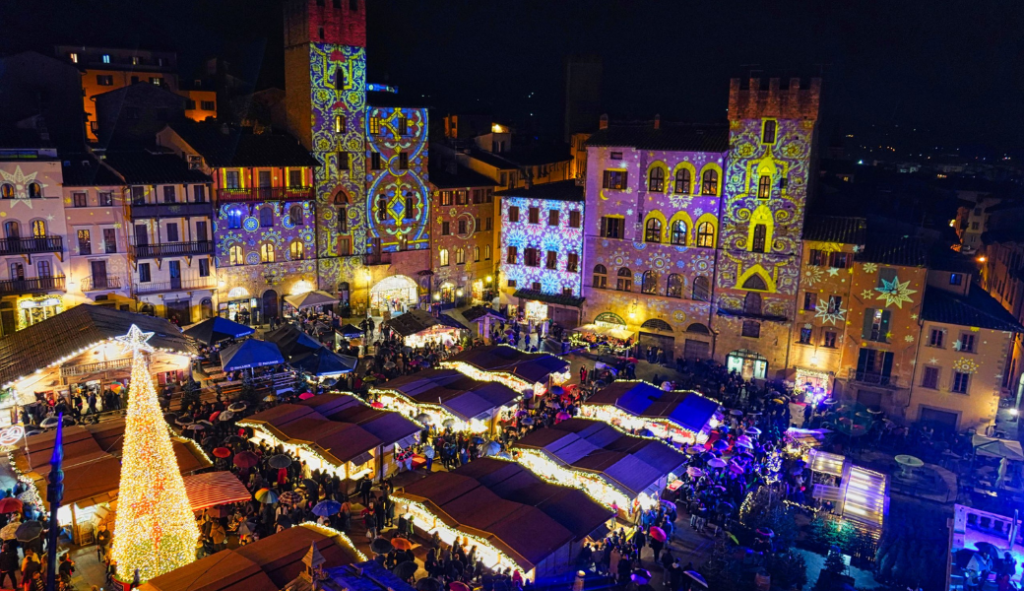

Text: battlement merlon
xmin=728 ymin=77 xmax=821 ymax=121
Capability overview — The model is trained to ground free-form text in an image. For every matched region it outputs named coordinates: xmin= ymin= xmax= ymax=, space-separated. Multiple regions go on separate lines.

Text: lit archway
xmin=370 ymin=275 xmax=419 ymax=315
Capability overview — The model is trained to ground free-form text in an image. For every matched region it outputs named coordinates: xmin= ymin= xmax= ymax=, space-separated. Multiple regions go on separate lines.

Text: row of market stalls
xmin=441 ymin=345 xmax=571 ymax=396
xmin=394 ymin=457 xmax=614 ymax=581
xmin=237 ymin=393 xmax=421 ymax=483
xmin=512 ymin=418 xmax=687 ymax=516
xmin=580 ymin=380 xmax=720 ymax=445
xmin=371 ymin=370 xmax=520 ymax=436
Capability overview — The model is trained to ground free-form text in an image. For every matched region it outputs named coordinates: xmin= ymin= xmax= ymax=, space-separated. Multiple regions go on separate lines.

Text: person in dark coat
xmin=0 ymin=541 xmax=18 ymax=589
xmin=358 ymin=476 xmax=372 ymax=507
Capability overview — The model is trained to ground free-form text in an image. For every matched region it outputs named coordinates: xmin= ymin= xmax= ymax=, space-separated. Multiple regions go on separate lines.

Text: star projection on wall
xmin=874 ymin=275 xmax=917 ymax=309
xmin=814 ymin=298 xmax=847 ymax=325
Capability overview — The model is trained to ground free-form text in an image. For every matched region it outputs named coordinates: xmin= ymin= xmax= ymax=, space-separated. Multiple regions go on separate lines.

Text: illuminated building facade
xmin=0 ymin=136 xmax=70 ymax=336
xmin=497 ymin=181 xmax=585 ymax=327
xmin=283 ymin=0 xmax=431 ymax=316
xmin=712 ymin=78 xmax=821 ymax=378
xmin=157 ymin=123 xmax=318 ymax=321
xmin=581 ymin=120 xmax=728 ymax=361
xmin=428 ymin=162 xmax=498 ymax=305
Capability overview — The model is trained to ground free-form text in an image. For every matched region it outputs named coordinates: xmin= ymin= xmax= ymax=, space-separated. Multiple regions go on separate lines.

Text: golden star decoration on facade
xmin=875 ymin=275 xmax=917 ymax=309
xmin=116 ymin=324 xmax=155 ymax=355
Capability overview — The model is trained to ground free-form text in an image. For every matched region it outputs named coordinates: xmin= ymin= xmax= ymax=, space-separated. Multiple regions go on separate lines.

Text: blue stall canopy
xmin=292 ymin=346 xmax=358 ymax=376
xmin=584 ymin=380 xmax=717 ymax=434
xmin=220 ymin=339 xmax=285 ymax=372
xmin=183 ymin=317 xmax=255 ymax=345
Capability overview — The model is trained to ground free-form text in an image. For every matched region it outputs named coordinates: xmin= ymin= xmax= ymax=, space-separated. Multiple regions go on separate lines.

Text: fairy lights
xmin=298 ymin=521 xmax=367 ymax=562
xmin=111 ymin=325 xmax=200 ymax=583
xmin=237 ymin=422 xmax=375 ymax=480
xmin=438 ymin=361 xmax=534 ymax=394
xmin=514 ymin=448 xmax=631 ymax=512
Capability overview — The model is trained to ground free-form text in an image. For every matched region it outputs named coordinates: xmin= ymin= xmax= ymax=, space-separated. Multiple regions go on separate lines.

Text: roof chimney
xmin=653 ymin=114 xmax=661 ymax=130
xmin=598 ymin=114 xmax=608 ymax=130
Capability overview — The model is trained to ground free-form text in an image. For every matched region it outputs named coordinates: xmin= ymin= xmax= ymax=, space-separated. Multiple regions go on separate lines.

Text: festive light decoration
xmin=579 ymin=402 xmax=706 ymax=446
xmin=438 ymin=361 xmax=535 ymax=394
xmin=299 ymin=521 xmax=367 ymax=562
xmin=111 ymin=325 xmax=200 ymax=582
xmin=874 ymin=274 xmax=918 ymax=309
xmin=500 ymin=196 xmax=584 ymax=296
xmin=514 ymin=448 xmax=632 ymax=512
xmin=237 ymin=421 xmax=378 ymax=480
xmin=371 ymin=388 xmax=498 ymax=435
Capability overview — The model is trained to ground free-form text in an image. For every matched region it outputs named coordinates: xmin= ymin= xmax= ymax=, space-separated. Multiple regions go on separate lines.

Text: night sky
xmin=4 ymin=0 xmax=1022 ymax=151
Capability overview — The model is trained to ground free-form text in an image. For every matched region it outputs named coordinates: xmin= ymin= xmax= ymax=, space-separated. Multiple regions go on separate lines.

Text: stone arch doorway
xmin=262 ymin=289 xmax=279 ymax=322
xmin=370 ymin=275 xmax=418 ymax=317
xmin=200 ymin=298 xmax=213 ymax=319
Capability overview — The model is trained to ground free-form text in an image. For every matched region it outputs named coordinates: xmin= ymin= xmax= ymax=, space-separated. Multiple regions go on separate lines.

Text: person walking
xmin=0 ymin=541 xmax=18 ymax=590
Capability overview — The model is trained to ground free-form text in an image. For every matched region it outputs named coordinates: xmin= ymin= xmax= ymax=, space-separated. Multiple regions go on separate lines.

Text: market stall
xmin=441 ymin=345 xmax=570 ymax=396
xmin=384 ymin=309 xmax=470 ymax=348
xmin=571 ymin=323 xmax=636 ymax=356
xmin=580 ymin=380 xmax=718 ymax=445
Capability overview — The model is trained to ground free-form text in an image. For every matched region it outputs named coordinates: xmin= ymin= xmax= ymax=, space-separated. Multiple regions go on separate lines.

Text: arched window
xmin=229 ymin=245 xmax=243 ymax=265
xmin=670 ymin=220 xmax=687 ymax=245
xmin=751 ymin=224 xmax=767 ymax=252
xmin=4 ymin=221 xmax=18 ymax=238
xmin=259 ymin=206 xmax=274 ymax=228
xmin=228 ymin=209 xmax=243 ymax=229
xmin=260 ymin=242 xmax=275 ymax=263
xmin=593 ymin=264 xmax=607 ymax=288
xmin=666 ymin=274 xmax=684 ymax=298
xmin=757 ymin=175 xmax=771 ymax=199
xmin=27 ymin=182 xmax=41 ymax=198
xmin=744 ymin=292 xmax=762 ymax=314
xmin=641 ymin=271 xmax=658 ymax=294
xmin=696 ymin=222 xmax=715 ymax=248
xmin=0 ymin=185 xmax=13 ymax=199
xmin=674 ymin=169 xmax=691 ymax=194
xmin=32 ymin=220 xmax=46 ymax=238
xmin=648 ymin=167 xmax=665 ymax=192
xmin=289 ymin=205 xmax=304 ymax=226
xmin=701 ymin=170 xmax=718 ymax=195
xmin=644 ymin=218 xmax=662 ymax=243
xmin=692 ymin=276 xmax=710 ymax=301
xmin=455 ymin=248 xmax=465 ymax=264
xmin=743 ymin=274 xmax=768 ymax=291
xmin=377 ymin=197 xmax=387 ymax=222
xmin=289 ymin=240 xmax=304 ymax=260
xmin=616 ymin=267 xmax=633 ymax=292
xmin=439 ymin=249 xmax=449 ymax=266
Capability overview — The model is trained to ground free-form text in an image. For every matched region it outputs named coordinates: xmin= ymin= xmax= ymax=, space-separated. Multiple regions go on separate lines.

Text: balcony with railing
xmin=81 ymin=275 xmax=123 ymax=291
xmin=0 ymin=236 xmax=63 ymax=255
xmin=60 ymin=357 xmax=132 ymax=378
xmin=363 ymin=252 xmax=392 ymax=266
xmin=845 ymin=368 xmax=905 ymax=389
xmin=130 ymin=200 xmax=213 ymax=219
xmin=134 ymin=276 xmax=217 ymax=294
xmin=216 ymin=186 xmax=315 ymax=203
xmin=131 ymin=241 xmax=214 ymax=259
xmin=0 ymin=275 xmax=66 ymax=294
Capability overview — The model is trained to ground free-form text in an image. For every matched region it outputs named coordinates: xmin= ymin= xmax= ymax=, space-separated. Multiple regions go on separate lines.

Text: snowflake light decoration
xmin=953 ymin=357 xmax=979 ymax=374
xmin=814 ymin=299 xmax=847 ymax=325
xmin=861 ymin=289 xmax=875 ymax=300
xmin=875 ymin=275 xmax=917 ymax=309
xmin=862 ymin=263 xmax=878 ymax=273
xmin=802 ymin=267 xmax=823 ymax=287
xmin=904 ymin=335 xmax=915 ymax=343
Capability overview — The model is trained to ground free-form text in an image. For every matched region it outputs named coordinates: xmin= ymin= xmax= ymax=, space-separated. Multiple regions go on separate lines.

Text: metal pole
xmin=45 ymin=413 xmax=64 ymax=591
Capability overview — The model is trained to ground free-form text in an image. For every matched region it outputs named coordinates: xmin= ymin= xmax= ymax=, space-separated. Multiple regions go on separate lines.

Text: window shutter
xmin=880 ymin=311 xmax=891 ymax=339
xmin=856 ymin=348 xmax=869 ymax=372
xmin=881 ymin=351 xmax=894 ymax=377
xmin=862 ymin=309 xmax=875 ymax=338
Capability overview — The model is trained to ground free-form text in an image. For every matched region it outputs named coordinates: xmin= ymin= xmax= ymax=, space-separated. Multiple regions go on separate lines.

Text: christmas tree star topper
xmin=117 ymin=324 xmax=155 ymax=355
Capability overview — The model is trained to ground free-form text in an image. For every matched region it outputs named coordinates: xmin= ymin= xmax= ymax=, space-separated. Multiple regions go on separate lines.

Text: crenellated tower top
xmin=728 ymin=77 xmax=821 ymax=121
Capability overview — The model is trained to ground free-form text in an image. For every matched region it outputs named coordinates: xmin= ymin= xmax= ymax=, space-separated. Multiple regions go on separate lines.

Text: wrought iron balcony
xmin=130 ymin=201 xmax=213 ymax=218
xmin=134 ymin=276 xmax=217 ymax=294
xmin=0 ymin=236 xmax=63 ymax=255
xmin=131 ymin=241 xmax=214 ymax=259
xmin=216 ymin=186 xmax=315 ymax=202
xmin=0 ymin=275 xmax=66 ymax=294
xmin=81 ymin=275 xmax=122 ymax=291
xmin=363 ymin=252 xmax=392 ymax=266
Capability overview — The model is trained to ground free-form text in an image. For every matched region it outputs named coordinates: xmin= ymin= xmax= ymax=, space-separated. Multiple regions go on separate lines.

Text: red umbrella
xmin=391 ymin=537 xmax=413 ymax=551
xmin=209 ymin=411 xmax=221 ymax=422
xmin=556 ymin=411 xmax=571 ymax=421
xmin=234 ymin=450 xmax=259 ymax=469
xmin=371 ymin=401 xmax=384 ymax=408
xmin=0 ymin=499 xmax=22 ymax=514
xmin=450 ymin=583 xmax=470 ymax=591
xmin=212 ymin=447 xmax=232 ymax=459
xmin=648 ymin=526 xmax=666 ymax=542
xmin=299 ymin=392 xmax=315 ymax=400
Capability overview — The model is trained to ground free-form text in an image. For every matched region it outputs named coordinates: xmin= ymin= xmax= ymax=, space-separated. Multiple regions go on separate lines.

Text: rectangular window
xmin=610 ymin=152 xmax=623 ymax=160
xmin=103 ymin=228 xmax=117 ymax=253
xmin=97 ymin=75 xmax=113 ymax=86
xmin=532 ymin=282 xmax=541 ymax=292
xmin=803 ymin=292 xmax=816 ymax=311
xmin=225 ymin=171 xmax=240 ymax=189
xmin=166 ymin=223 xmax=179 ymax=242
xmin=457 ymin=219 xmax=467 ymax=234
xmin=474 ymin=247 xmax=480 ymax=262
xmin=486 ymin=189 xmax=494 ymax=202
xmin=809 ymin=249 xmax=825 ymax=266
xmin=600 ymin=216 xmax=623 ymax=239
xmin=506 ymin=246 xmax=517 ymax=264
xmin=334 ymin=115 xmax=345 ymax=133
xmin=862 ymin=308 xmax=891 ymax=342
xmin=196 ymin=221 xmax=208 ymax=242
xmin=567 ymin=253 xmax=579 ymax=273
xmin=288 ymin=170 xmax=303 ymax=188
xmin=528 ymin=207 xmax=540 ymax=224
xmin=101 ymin=54 xmax=111 ymax=64
xmin=508 ymin=206 xmax=519 ymax=223
xmin=338 ymin=237 xmax=351 ymax=255
xmin=99 ymin=192 xmax=113 ymax=206
xmin=548 ymin=210 xmax=559 ymax=226
xmin=337 ymin=152 xmax=350 ymax=172
xmin=507 ymin=279 xmax=517 ymax=288
xmin=960 ymin=333 xmax=976 ymax=353
xmin=192 ymin=185 xmax=206 ymax=202
xmin=742 ymin=321 xmax=761 ymax=338
xmin=569 ymin=210 xmax=581 ymax=228
xmin=73 ymin=192 xmax=88 ymax=208
xmin=77 ymin=229 xmax=91 ymax=255
xmin=370 ymin=152 xmax=382 ymax=170
xmin=398 ymin=153 xmax=409 ymax=170
xmin=369 ymin=117 xmax=382 ymax=135
xmin=952 ymin=371 xmax=970 ymax=394
xmin=441 ymin=222 xmax=450 ymax=236
xmin=799 ymin=327 xmax=812 ymax=344
xmin=922 ymin=367 xmax=939 ymax=389
xmin=827 ymin=295 xmax=842 ymax=313
xmin=949 ymin=273 xmax=963 ymax=286
xmin=455 ymin=191 xmax=466 ymax=205
xmin=201 ymin=100 xmax=216 ymax=111
xmin=150 ymin=77 xmax=162 ymax=86
xmin=829 ymin=252 xmax=850 ymax=269
xmin=440 ymin=191 xmax=452 ymax=206
xmin=162 ymin=186 xmax=176 ymax=203
xmin=602 ymin=170 xmax=627 ymax=190
xmin=545 ymin=251 xmax=557 ymax=270
xmin=823 ymin=331 xmax=837 ymax=348
xmin=69 ymin=52 xmax=78 ymax=63
xmin=929 ymin=328 xmax=945 ymax=348
xmin=484 ymin=245 xmax=491 ymax=260
xmin=138 ymin=263 xmax=151 ymax=283
xmin=199 ymin=258 xmax=210 ymax=277
xmin=525 ymin=248 xmax=540 ymax=267
xmin=485 ymin=217 xmax=493 ymax=231
xmin=397 ymin=118 xmax=408 ymax=135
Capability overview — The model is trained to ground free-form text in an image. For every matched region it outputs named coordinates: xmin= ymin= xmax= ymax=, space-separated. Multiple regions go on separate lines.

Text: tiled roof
xmin=802 ymin=215 xmax=867 ymax=244
xmin=585 ymin=122 xmax=729 ymax=152
xmin=921 ymin=287 xmax=1024 ymax=332
xmin=512 ymin=288 xmax=585 ymax=307
xmin=465 ymin=144 xmax=571 ymax=170
xmin=496 ymin=180 xmax=584 ymax=202
xmin=927 ymin=248 xmax=980 ymax=275
xmin=857 ymin=234 xmax=928 ymax=267
xmin=428 ymin=162 xmax=496 ymax=189
xmin=60 ymin=153 xmax=123 ymax=186
xmin=101 ymin=151 xmax=211 ymax=185
xmin=169 ymin=123 xmax=319 ymax=168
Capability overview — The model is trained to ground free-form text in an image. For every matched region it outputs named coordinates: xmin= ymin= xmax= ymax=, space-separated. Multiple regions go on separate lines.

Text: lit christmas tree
xmin=111 ymin=325 xmax=200 ymax=582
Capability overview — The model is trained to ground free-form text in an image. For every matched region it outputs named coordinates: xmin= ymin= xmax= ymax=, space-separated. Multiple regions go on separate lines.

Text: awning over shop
xmin=284 ymin=290 xmax=339 ymax=310
xmin=973 ymin=434 xmax=1024 ymax=461
xmin=385 ymin=309 xmax=469 ymax=337
xmin=183 ymin=471 xmax=253 ymax=511
xmin=220 ymin=339 xmax=285 ymax=371
xmin=573 ymin=323 xmax=635 ymax=341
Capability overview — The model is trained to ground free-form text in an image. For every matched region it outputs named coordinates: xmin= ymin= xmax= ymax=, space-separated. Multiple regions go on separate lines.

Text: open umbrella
xmin=234 ymin=451 xmax=258 ymax=470
xmin=0 ymin=498 xmax=22 ymax=514
xmin=686 ymin=467 xmax=704 ymax=478
xmin=712 ymin=440 xmax=729 ymax=451
xmin=15 ymin=521 xmax=42 ymax=542
xmin=549 ymin=386 xmax=564 ymax=396
xmin=299 ymin=392 xmax=316 ymax=400
xmin=276 ymin=515 xmax=293 ymax=528
xmin=448 ymin=581 xmax=470 ymax=591
xmin=218 ymin=411 xmax=236 ymax=422
xmin=391 ymin=537 xmax=413 ymax=551
xmin=370 ymin=401 xmax=384 ymax=409
xmin=416 ymin=579 xmax=442 ymax=591
xmin=312 ymin=500 xmax=341 ymax=517
xmin=521 ymin=417 xmax=534 ymax=426
xmin=0 ymin=522 xmax=19 ymax=540
xmin=484 ymin=441 xmax=502 ymax=456
xmin=228 ymin=402 xmax=247 ymax=413
xmin=279 ymin=491 xmax=303 ymax=506
xmin=209 ymin=411 xmax=221 ymax=422
xmin=392 ymin=561 xmax=418 ymax=581
xmin=708 ymin=458 xmax=727 ymax=469
xmin=238 ymin=521 xmax=256 ymax=536
xmin=648 ymin=526 xmax=666 ymax=542
xmin=254 ymin=488 xmax=278 ymax=504
xmin=185 ymin=317 xmax=255 ymax=345
xmin=746 ymin=427 xmax=762 ymax=436
xmin=300 ymin=478 xmax=320 ymax=494
xmin=220 ymin=339 xmax=285 ymax=372
xmin=370 ymin=537 xmax=394 ymax=555
xmin=263 ymin=394 xmax=279 ymax=403
xmin=414 ymin=413 xmax=432 ymax=425
xmin=212 ymin=447 xmax=232 ymax=458
xmin=684 ymin=571 xmax=708 ymax=588
xmin=293 ymin=347 xmax=358 ymax=377
xmin=175 ymin=415 xmax=194 ymax=426
xmin=268 ymin=454 xmax=292 ymax=469
xmin=40 ymin=417 xmax=60 ymax=429
xmin=442 ymin=418 xmax=455 ymax=429
xmin=184 ymin=423 xmax=205 ymax=431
